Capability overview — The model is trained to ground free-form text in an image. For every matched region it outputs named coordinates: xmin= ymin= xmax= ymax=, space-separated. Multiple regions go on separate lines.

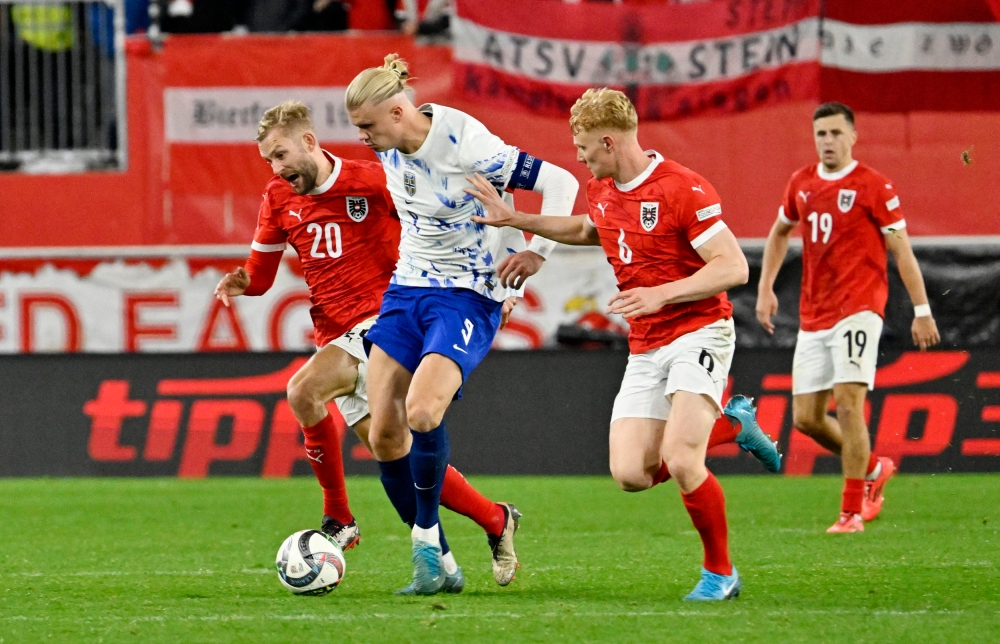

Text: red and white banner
xmin=453 ymin=0 xmax=822 ymax=119
xmin=0 ymin=248 xmax=626 ymax=353
xmin=820 ymin=0 xmax=1000 ymax=112
xmin=453 ymin=0 xmax=1000 ymax=118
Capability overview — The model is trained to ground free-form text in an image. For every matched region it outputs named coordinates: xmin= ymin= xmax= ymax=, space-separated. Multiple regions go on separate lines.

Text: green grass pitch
xmin=1 ymin=475 xmax=998 ymax=643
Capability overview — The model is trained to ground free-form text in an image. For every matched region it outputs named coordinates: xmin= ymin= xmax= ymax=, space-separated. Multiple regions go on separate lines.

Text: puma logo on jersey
xmin=596 ymin=203 xmax=608 ymax=218
xmin=798 ymin=190 xmax=810 ymax=202
xmin=692 ymin=185 xmax=705 ymax=194
xmin=289 ymin=209 xmax=303 ymax=222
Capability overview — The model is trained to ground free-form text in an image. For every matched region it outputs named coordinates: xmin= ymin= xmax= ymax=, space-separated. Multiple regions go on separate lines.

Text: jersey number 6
xmin=308 ymin=222 xmax=343 ymax=259
xmin=617 ymin=229 xmax=633 ymax=264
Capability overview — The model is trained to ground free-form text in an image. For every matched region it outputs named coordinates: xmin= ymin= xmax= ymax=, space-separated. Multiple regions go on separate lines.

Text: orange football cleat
xmin=827 ymin=512 xmax=865 ymax=533
xmin=862 ymin=457 xmax=896 ymax=522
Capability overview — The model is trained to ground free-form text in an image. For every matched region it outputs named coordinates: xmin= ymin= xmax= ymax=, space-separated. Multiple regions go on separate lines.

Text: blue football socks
xmin=377 ymin=452 xmax=451 ymax=554
xmin=410 ymin=423 xmax=450 ymax=531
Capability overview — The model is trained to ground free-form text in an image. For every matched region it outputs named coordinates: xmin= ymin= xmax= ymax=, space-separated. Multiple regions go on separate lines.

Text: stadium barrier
xmin=1 ymin=348 xmax=998 ymax=477
xmin=2 ymin=245 xmax=997 ymax=353
xmin=0 ymin=0 xmax=127 ymax=172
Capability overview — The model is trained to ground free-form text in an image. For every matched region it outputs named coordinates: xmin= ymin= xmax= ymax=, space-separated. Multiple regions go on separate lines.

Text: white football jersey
xmin=377 ymin=103 xmax=527 ymax=302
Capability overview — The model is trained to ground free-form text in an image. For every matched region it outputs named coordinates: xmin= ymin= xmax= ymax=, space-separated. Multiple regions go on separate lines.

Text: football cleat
xmin=395 ymin=566 xmax=465 ymax=595
xmin=684 ymin=566 xmax=741 ymax=601
xmin=321 ymin=516 xmax=361 ymax=551
xmin=397 ymin=539 xmax=445 ymax=596
xmin=725 ymin=395 xmax=782 ymax=473
xmin=826 ymin=512 xmax=864 ymax=533
xmin=488 ymin=503 xmax=521 ymax=586
xmin=862 ymin=457 xmax=896 ymax=522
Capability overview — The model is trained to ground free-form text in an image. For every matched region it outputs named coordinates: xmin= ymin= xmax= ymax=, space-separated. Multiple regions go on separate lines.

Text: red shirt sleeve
xmin=244 ymin=187 xmax=288 ymax=296
xmin=675 ymin=177 xmax=727 ymax=249
xmin=869 ymin=174 xmax=905 ymax=233
xmin=252 ymin=188 xmax=289 ymax=249
xmin=779 ymin=176 xmax=800 ymax=225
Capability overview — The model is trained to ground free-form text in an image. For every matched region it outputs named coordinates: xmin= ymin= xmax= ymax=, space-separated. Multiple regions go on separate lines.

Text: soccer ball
xmin=275 ymin=530 xmax=346 ymax=595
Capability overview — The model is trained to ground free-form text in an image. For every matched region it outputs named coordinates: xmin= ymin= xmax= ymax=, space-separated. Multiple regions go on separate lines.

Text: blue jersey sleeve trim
xmin=507 ymin=151 xmax=543 ymax=191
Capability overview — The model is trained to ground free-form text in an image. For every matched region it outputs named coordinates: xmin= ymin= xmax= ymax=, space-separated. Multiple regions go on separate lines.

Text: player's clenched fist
xmin=912 ymin=315 xmax=940 ymax=351
xmin=214 ymin=266 xmax=251 ymax=307
xmin=755 ymin=288 xmax=779 ymax=335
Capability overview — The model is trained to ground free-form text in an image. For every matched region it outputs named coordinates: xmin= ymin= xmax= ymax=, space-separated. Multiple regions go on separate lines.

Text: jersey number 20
xmin=308 ymin=222 xmax=343 ymax=259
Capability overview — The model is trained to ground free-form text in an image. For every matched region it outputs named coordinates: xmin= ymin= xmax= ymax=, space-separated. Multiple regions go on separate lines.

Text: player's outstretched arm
xmin=885 ymin=227 xmax=941 ymax=351
xmin=608 ymin=226 xmax=749 ymax=319
xmin=756 ymin=217 xmax=796 ymax=334
xmin=465 ymin=173 xmax=599 ymax=246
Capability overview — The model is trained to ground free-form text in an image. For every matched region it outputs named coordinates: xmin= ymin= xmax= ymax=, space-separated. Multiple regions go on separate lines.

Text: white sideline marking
xmin=1 ymin=609 xmax=971 ymax=623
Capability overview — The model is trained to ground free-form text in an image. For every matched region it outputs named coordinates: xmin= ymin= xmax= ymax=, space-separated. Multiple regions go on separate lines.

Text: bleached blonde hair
xmin=345 ymin=53 xmax=412 ymax=111
xmin=569 ymin=88 xmax=638 ymax=135
xmin=256 ymin=100 xmax=313 ymax=143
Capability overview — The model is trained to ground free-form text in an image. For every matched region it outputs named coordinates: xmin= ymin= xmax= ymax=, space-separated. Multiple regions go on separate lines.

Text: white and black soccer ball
xmin=275 ymin=530 xmax=346 ymax=595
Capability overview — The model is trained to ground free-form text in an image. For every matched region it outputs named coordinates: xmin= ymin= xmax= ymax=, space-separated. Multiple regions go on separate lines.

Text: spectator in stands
xmin=394 ymin=0 xmax=450 ymax=36
xmin=158 ymin=0 xmax=347 ymax=34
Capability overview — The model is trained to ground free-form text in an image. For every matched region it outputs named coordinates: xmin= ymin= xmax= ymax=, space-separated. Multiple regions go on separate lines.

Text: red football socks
xmin=866 ymin=452 xmax=879 ymax=477
xmin=681 ymin=472 xmax=733 ymax=576
xmin=440 ymin=465 xmax=506 ymax=537
xmin=708 ymin=414 xmax=740 ymax=449
xmin=842 ymin=477 xmax=865 ymax=515
xmin=652 ymin=460 xmax=671 ymax=486
xmin=301 ymin=414 xmax=352 ymax=525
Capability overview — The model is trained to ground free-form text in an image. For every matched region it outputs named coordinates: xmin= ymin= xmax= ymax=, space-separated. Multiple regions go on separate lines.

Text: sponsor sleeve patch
xmin=886 ymin=195 xmax=900 ymax=211
xmin=695 ymin=203 xmax=722 ymax=221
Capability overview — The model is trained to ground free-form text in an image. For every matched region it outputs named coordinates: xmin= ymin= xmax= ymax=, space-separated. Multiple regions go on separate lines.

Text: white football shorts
xmin=792 ymin=310 xmax=883 ymax=395
xmin=325 ymin=315 xmax=377 ymax=427
xmin=611 ymin=318 xmax=735 ymax=423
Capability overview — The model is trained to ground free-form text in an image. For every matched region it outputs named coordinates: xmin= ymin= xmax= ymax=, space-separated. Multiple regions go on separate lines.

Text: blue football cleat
xmin=395 ymin=566 xmax=465 ymax=595
xmin=396 ymin=540 xmax=445 ymax=596
xmin=684 ymin=566 xmax=742 ymax=601
xmin=725 ymin=395 xmax=782 ymax=473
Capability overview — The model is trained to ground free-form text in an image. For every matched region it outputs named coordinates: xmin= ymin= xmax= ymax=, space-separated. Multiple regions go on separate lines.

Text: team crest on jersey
xmin=346 ymin=196 xmax=369 ymax=222
xmin=403 ymin=171 xmax=417 ymax=197
xmin=838 ymin=189 xmax=857 ymax=213
xmin=640 ymin=202 xmax=659 ymax=232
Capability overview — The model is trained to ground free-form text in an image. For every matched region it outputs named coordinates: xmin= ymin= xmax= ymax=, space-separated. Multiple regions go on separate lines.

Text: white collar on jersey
xmin=309 ymin=151 xmax=342 ymax=195
xmin=817 ymin=159 xmax=858 ymax=181
xmin=614 ymin=151 xmax=664 ymax=192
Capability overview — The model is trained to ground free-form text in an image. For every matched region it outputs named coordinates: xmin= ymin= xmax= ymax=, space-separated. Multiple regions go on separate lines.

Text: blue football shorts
xmin=364 ymin=285 xmax=503 ymax=396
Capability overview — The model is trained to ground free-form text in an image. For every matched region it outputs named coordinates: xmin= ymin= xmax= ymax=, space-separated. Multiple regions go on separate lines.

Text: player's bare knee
xmin=665 ymin=451 xmax=700 ymax=484
xmin=793 ymin=411 xmax=824 ymax=436
xmin=286 ymin=378 xmax=321 ymax=419
xmin=405 ymin=399 xmax=444 ymax=432
xmin=610 ymin=460 xmax=650 ymax=492
xmin=369 ymin=424 xmax=408 ymax=461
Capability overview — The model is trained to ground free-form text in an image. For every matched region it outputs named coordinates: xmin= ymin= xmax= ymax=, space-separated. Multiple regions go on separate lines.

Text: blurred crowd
xmin=126 ymin=0 xmax=707 ymax=38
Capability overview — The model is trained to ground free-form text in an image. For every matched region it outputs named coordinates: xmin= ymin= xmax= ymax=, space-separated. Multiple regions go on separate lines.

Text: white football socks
xmin=412 ymin=524 xmax=441 ymax=547
xmin=441 ymin=551 xmax=458 ymax=575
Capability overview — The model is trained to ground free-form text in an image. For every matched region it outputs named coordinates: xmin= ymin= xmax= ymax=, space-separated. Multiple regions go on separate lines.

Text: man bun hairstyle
xmin=345 ymin=53 xmax=412 ymax=111
xmin=813 ymin=101 xmax=855 ymax=126
xmin=569 ymin=88 xmax=638 ymax=135
xmin=256 ymin=100 xmax=313 ymax=143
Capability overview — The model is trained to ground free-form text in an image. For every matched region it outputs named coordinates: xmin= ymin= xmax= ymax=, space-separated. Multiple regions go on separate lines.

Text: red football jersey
xmin=779 ymin=161 xmax=905 ymax=331
xmin=253 ymin=153 xmax=400 ymax=346
xmin=586 ymin=152 xmax=733 ymax=354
